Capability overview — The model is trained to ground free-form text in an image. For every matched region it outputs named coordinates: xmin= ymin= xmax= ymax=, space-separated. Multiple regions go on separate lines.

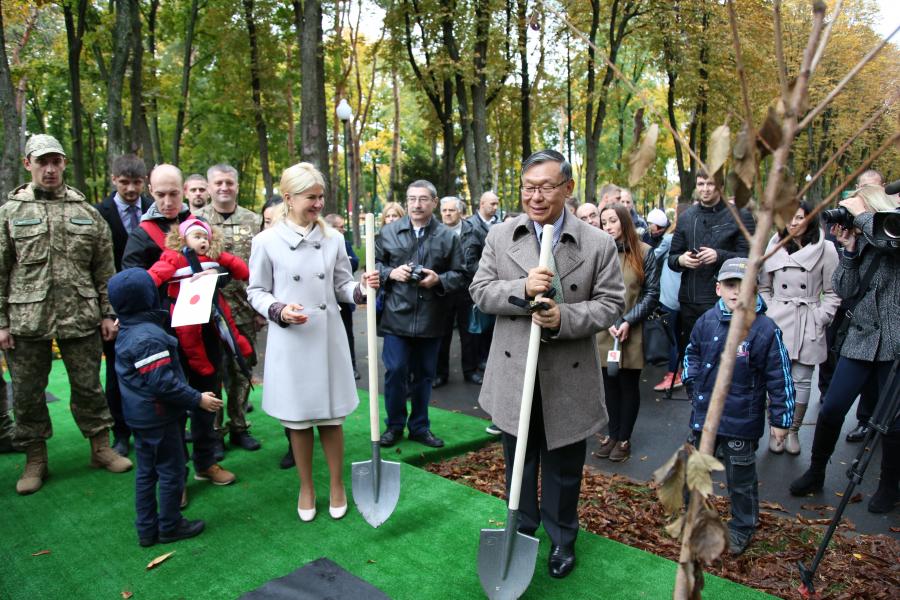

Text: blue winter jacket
xmin=683 ymin=295 xmax=795 ymax=440
xmin=108 ymin=268 xmax=201 ymax=429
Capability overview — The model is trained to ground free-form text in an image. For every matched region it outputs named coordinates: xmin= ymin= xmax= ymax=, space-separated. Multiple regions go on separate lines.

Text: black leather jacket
xmin=667 ymin=200 xmax=755 ymax=306
xmin=623 ymin=244 xmax=661 ymax=326
xmin=375 ymin=216 xmax=466 ymax=338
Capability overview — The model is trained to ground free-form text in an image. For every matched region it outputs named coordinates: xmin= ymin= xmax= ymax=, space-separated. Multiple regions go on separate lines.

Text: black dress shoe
xmin=432 ymin=376 xmax=447 ymax=389
xmin=846 ymin=423 xmax=869 ymax=443
xmin=548 ymin=545 xmax=576 ymax=578
xmin=159 ymin=518 xmax=205 ymax=544
xmin=138 ymin=532 xmax=158 ymax=547
xmin=379 ymin=429 xmax=404 ymax=447
xmin=279 ymin=448 xmax=295 ymax=469
xmin=213 ymin=440 xmax=226 ymax=462
xmin=464 ymin=372 xmax=483 ymax=385
xmin=408 ymin=430 xmax=444 ymax=448
xmin=354 ymin=369 xmax=361 ymax=380
xmin=230 ymin=431 xmax=262 ymax=451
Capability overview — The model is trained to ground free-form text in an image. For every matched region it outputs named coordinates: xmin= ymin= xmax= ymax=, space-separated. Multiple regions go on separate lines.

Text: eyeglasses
xmin=406 ymin=196 xmax=433 ymax=204
xmin=521 ymin=180 xmax=569 ymax=197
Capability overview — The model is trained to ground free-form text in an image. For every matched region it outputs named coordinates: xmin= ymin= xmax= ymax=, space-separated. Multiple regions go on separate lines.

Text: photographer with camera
xmin=375 ymin=180 xmax=467 ymax=449
xmin=790 ymin=185 xmax=900 ymax=514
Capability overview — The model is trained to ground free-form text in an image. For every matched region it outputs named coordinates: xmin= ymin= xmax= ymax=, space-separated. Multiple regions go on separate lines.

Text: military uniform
xmin=197 ymin=204 xmax=261 ymax=437
xmin=0 ymin=183 xmax=116 ymax=446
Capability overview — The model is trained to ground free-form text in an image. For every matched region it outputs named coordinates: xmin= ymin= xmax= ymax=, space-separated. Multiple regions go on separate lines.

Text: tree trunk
xmin=294 ymin=0 xmax=331 ymax=206
xmin=172 ymin=0 xmax=199 ymax=165
xmin=146 ymin=0 xmax=162 ymax=165
xmin=0 ymin=8 xmax=22 ymax=198
xmin=517 ymin=0 xmax=531 ymax=161
xmin=242 ymin=0 xmax=273 ymax=200
xmin=389 ymin=65 xmax=401 ymax=201
xmin=470 ymin=0 xmax=493 ymax=195
xmin=129 ymin=0 xmax=153 ymax=170
xmin=107 ymin=0 xmax=132 ymax=171
xmin=64 ymin=1 xmax=89 ymax=193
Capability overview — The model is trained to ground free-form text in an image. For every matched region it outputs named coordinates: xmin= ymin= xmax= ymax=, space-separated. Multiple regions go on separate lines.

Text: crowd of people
xmin=0 ymin=135 xmax=897 ymax=581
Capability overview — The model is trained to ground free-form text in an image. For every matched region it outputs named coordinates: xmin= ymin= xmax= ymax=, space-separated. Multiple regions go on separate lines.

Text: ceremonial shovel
xmin=352 ymin=213 xmax=400 ymax=528
xmin=478 ymin=224 xmax=554 ymax=600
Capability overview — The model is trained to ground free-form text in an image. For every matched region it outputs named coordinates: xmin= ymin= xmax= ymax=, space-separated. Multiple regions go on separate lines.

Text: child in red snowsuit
xmin=148 ymin=218 xmax=253 ymax=377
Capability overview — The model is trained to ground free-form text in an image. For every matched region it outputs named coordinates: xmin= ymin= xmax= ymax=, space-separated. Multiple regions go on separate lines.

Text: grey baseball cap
xmin=24 ymin=134 xmax=66 ymax=158
xmin=717 ymin=257 xmax=749 ymax=281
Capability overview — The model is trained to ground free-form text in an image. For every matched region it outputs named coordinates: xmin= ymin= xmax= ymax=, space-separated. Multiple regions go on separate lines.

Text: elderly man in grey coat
xmin=470 ymin=149 xmax=625 ymax=579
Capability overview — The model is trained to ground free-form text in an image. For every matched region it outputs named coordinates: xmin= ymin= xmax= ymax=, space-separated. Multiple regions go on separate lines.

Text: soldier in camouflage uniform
xmin=200 ymin=164 xmax=262 ymax=453
xmin=0 ymin=134 xmax=133 ymax=495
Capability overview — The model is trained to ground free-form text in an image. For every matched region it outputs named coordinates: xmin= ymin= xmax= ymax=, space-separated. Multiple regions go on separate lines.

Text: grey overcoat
xmin=759 ymin=232 xmax=840 ymax=366
xmin=247 ymin=221 xmax=360 ymax=422
xmin=470 ymin=213 xmax=626 ymax=450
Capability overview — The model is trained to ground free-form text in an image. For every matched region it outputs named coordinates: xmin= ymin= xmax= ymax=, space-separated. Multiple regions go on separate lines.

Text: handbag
xmin=468 ymin=304 xmax=495 ymax=334
xmin=831 ymin=252 xmax=882 ymax=354
xmin=642 ymin=309 xmax=672 ymax=366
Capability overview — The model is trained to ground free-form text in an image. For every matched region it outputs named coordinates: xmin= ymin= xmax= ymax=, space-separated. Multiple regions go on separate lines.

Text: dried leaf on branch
xmin=773 ymin=174 xmax=799 ymax=230
xmin=731 ymin=126 xmax=757 ymax=190
xmin=707 ymin=123 xmax=731 ymax=177
xmin=686 ymin=450 xmax=725 ymax=499
xmin=689 ymin=503 xmax=729 ymax=564
xmin=628 ymin=123 xmax=659 ymax=186
xmin=653 ymin=445 xmax=688 ymax=514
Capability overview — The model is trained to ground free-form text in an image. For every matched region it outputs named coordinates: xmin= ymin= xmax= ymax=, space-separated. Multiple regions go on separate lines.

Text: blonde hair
xmin=380 ymin=202 xmax=406 ymax=226
xmin=852 ymin=184 xmax=898 ymax=213
xmin=165 ymin=224 xmax=224 ymax=259
xmin=278 ymin=162 xmax=334 ymax=237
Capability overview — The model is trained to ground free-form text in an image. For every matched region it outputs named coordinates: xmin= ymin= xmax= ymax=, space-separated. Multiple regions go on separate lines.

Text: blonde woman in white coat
xmin=760 ymin=202 xmax=840 ymax=455
xmin=248 ymin=162 xmax=378 ymax=521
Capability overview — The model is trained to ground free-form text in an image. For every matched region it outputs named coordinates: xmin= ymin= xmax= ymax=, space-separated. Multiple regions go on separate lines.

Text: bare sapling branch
xmin=797 ymin=24 xmax=900 ymax=131
xmin=772 ymin=1 xmax=790 ymax=107
xmin=809 ymin=0 xmax=843 ymax=76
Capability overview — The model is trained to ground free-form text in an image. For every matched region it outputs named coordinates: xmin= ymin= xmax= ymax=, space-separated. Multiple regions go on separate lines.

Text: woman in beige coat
xmin=760 ymin=202 xmax=839 ymax=455
xmin=248 ymin=163 xmax=378 ymax=522
xmin=595 ymin=204 xmax=660 ymax=462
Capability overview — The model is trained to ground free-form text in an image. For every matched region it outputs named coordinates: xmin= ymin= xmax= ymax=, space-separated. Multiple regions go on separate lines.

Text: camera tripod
xmin=798 ymin=357 xmax=900 ymax=598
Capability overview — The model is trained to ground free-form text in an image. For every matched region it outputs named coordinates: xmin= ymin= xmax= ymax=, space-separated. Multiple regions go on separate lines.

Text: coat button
xmin=570 ymin=284 xmax=578 ymax=291
xmin=782 ymin=284 xmax=788 ymax=289
xmin=504 ymin=351 xmax=511 ymax=358
xmin=290 ymin=245 xmax=297 ymax=251
xmin=800 ymin=267 xmax=806 ymax=272
xmin=314 ymin=242 xmax=321 ymax=249
xmin=800 ymin=284 xmax=806 ymax=289
xmin=856 ymin=324 xmax=863 ymax=332
xmin=317 ymin=273 xmax=325 ymax=279
xmin=572 ymin=362 xmax=579 ymax=368
xmin=510 ymin=316 xmax=517 ymax=321
xmin=319 ymin=303 xmax=326 ymax=310
xmin=782 ymin=267 xmax=787 ymax=271
xmin=293 ymin=275 xmax=300 ymax=281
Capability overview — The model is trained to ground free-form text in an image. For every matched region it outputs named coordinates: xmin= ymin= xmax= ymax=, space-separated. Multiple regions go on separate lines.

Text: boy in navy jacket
xmin=683 ymin=258 xmax=794 ymax=556
xmin=108 ymin=268 xmax=222 ymax=547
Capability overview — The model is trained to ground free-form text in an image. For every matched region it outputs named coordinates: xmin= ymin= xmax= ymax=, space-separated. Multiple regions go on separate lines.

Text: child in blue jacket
xmin=683 ymin=258 xmax=795 ymax=556
xmin=108 ymin=268 xmax=223 ymax=547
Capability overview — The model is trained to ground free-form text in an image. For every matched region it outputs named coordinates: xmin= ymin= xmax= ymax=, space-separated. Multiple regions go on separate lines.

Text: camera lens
xmin=881 ymin=212 xmax=900 ymax=239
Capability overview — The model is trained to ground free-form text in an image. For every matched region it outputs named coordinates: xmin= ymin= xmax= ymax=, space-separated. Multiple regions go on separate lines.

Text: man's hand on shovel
xmin=531 ymin=298 xmax=560 ymax=330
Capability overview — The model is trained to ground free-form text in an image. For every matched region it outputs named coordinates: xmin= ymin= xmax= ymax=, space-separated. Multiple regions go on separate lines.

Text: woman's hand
xmin=616 ymin=321 xmax=631 ymax=342
xmin=830 ymin=224 xmax=857 ymax=253
xmin=280 ymin=303 xmax=309 ymax=325
xmin=839 ymin=196 xmax=867 ymax=217
xmin=360 ymin=270 xmax=380 ymax=290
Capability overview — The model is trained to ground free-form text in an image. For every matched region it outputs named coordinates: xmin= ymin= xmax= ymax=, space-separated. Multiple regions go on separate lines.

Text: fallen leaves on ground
xmin=425 ymin=443 xmax=899 ymax=600
xmin=146 ymin=551 xmax=175 ymax=571
xmin=121 ymin=591 xmax=133 ymax=599
xmin=30 ymin=550 xmax=50 ymax=556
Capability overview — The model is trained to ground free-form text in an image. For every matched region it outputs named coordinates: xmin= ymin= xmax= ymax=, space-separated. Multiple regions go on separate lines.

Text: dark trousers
xmin=102 ymin=338 xmax=131 ymax=441
xmin=818 ymin=314 xmax=878 ymax=423
xmin=382 ymin=335 xmax=440 ymax=435
xmin=602 ymin=367 xmax=642 ymax=441
xmin=692 ymin=432 xmax=759 ymax=541
xmin=339 ymin=303 xmax=357 ymax=370
xmin=819 ymin=357 xmax=898 ymax=434
xmin=678 ymin=301 xmax=712 ymax=357
xmin=180 ymin=329 xmax=221 ymax=472
xmin=661 ymin=304 xmax=680 ymax=373
xmin=501 ymin=380 xmax=586 ymax=548
xmin=437 ymin=293 xmax=478 ymax=379
xmin=133 ymin=421 xmax=186 ymax=538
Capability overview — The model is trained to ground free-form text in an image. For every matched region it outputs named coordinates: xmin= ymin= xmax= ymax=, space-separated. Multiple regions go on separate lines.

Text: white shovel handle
xmin=365 ymin=213 xmax=381 ymax=443
xmin=508 ymin=224 xmax=554 ymax=511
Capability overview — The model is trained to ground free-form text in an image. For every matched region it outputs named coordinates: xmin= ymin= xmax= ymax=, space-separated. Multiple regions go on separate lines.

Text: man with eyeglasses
xmin=375 ymin=180 xmax=466 ymax=449
xmin=471 ymin=149 xmax=625 ymax=579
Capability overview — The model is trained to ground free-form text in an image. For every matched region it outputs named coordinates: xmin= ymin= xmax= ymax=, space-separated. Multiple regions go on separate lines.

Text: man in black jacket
xmin=95 ymin=155 xmax=153 ymax=456
xmin=668 ymin=171 xmax=755 ymax=351
xmin=375 ymin=180 xmax=466 ymax=448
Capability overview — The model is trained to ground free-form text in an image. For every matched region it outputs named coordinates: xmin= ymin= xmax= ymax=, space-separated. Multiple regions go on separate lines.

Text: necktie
xmin=546 ymin=249 xmax=564 ymax=304
xmin=125 ymin=205 xmax=139 ymax=232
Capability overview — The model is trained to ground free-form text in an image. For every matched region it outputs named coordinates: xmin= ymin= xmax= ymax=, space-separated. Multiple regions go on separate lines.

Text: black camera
xmin=407 ymin=262 xmax=426 ymax=284
xmin=821 ymin=206 xmax=856 ymax=229
xmin=873 ymin=210 xmax=900 ymax=242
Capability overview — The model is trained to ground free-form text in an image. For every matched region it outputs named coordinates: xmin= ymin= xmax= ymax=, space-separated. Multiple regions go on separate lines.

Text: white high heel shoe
xmin=329 ymin=492 xmax=348 ymax=519
xmin=297 ymin=495 xmax=316 ymax=522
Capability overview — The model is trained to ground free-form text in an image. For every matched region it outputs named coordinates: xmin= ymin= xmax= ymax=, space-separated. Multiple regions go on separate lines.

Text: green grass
xmin=0 ymin=360 xmax=775 ymax=599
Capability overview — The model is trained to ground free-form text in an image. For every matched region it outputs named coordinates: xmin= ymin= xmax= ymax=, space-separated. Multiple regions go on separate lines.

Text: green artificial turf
xmin=0 ymin=360 xmax=774 ymax=599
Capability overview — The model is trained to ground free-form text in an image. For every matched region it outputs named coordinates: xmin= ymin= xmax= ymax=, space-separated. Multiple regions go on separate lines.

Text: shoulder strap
xmin=846 ymin=251 xmax=884 ymax=314
xmin=139 ymin=220 xmax=167 ymax=249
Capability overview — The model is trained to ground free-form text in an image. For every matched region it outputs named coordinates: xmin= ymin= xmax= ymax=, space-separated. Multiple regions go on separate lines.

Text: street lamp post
xmin=336 ymin=98 xmax=353 ymax=235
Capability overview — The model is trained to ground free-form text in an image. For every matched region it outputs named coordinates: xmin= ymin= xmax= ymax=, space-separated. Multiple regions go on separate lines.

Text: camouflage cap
xmin=24 ymin=134 xmax=66 ymax=158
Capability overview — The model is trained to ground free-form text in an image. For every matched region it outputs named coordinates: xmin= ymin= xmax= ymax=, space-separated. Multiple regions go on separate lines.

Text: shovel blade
xmin=351 ymin=458 xmax=401 ymax=528
xmin=478 ymin=528 xmax=539 ymax=600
